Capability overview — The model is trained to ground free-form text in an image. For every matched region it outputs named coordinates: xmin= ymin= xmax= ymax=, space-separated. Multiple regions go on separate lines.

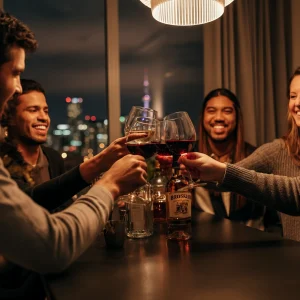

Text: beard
xmin=19 ymin=134 xmax=47 ymax=146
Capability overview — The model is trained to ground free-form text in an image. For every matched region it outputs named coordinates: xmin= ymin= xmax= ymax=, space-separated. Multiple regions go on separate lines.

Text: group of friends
xmin=1 ymin=8 xmax=300 ymax=300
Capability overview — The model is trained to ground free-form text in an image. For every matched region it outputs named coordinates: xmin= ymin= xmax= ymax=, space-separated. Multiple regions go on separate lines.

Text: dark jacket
xmin=0 ymin=141 xmax=89 ymax=211
xmin=41 ymin=145 xmax=65 ymax=179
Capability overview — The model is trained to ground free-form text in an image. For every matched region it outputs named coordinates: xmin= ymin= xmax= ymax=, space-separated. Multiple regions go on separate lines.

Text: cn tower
xmin=142 ymin=68 xmax=151 ymax=108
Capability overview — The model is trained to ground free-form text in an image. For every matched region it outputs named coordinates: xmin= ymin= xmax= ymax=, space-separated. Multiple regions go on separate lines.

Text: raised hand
xmin=97 ymin=154 xmax=148 ymax=198
xmin=178 ymin=152 xmax=226 ymax=183
xmin=98 ymin=133 xmax=147 ymax=171
xmin=79 ymin=133 xmax=147 ymax=183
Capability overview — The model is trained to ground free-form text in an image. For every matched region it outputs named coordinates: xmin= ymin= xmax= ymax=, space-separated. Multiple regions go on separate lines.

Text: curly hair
xmin=1 ymin=79 xmax=46 ymax=127
xmin=0 ymin=9 xmax=38 ymax=66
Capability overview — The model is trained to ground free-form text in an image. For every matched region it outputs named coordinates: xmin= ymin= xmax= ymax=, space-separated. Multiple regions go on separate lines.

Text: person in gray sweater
xmin=0 ymin=9 xmax=148 ymax=299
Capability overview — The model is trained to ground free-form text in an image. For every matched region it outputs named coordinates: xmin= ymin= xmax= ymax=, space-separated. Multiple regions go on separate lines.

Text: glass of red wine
xmin=163 ymin=111 xmax=205 ymax=188
xmin=126 ymin=116 xmax=159 ymax=196
xmin=126 ymin=116 xmax=159 ymax=159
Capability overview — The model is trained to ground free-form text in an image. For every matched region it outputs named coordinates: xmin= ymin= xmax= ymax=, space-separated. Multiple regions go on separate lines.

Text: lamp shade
xmin=151 ymin=0 xmax=225 ymax=26
xmin=140 ymin=0 xmax=151 ymax=7
xmin=225 ymin=0 xmax=234 ymax=6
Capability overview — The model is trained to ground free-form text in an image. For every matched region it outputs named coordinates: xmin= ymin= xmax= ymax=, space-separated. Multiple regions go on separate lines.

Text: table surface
xmin=45 ymin=212 xmax=300 ymax=300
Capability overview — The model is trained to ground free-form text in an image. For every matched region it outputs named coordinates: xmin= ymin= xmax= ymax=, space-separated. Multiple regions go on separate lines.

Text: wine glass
xmin=163 ymin=111 xmax=205 ymax=188
xmin=124 ymin=106 xmax=158 ymax=135
xmin=125 ymin=116 xmax=159 ymax=238
xmin=164 ymin=111 xmax=196 ymax=158
xmin=126 ymin=116 xmax=159 ymax=159
xmin=126 ymin=117 xmax=160 ymax=193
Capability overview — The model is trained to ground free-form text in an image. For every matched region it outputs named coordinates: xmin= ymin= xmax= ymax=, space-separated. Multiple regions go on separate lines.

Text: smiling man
xmin=195 ymin=88 xmax=266 ymax=229
xmin=1 ymin=79 xmax=64 ymax=187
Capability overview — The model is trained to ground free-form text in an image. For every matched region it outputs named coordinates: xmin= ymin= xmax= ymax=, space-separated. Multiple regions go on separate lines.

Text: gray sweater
xmin=0 ymin=157 xmax=113 ymax=274
xmin=223 ymin=139 xmax=300 ymax=241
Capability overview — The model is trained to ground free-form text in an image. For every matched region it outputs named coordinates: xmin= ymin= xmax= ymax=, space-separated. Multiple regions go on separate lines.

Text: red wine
xmin=166 ymin=140 xmax=195 ymax=155
xmin=127 ymin=143 xmax=157 ymax=159
xmin=155 ymin=143 xmax=172 ymax=156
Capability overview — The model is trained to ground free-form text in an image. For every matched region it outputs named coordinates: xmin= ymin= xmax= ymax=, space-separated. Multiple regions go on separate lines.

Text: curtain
xmin=203 ymin=0 xmax=292 ymax=146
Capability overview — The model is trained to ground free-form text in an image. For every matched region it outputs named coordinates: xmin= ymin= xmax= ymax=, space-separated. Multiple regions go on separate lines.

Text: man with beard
xmin=1 ymin=79 xmax=65 ymax=191
xmin=194 ymin=88 xmax=266 ymax=230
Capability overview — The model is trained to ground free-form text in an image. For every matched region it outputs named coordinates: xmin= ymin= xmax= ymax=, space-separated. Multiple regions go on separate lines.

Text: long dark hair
xmin=198 ymin=88 xmax=246 ymax=163
xmin=283 ymin=67 xmax=300 ymax=165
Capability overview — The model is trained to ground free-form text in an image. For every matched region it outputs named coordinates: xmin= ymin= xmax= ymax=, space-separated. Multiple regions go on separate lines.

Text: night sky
xmin=5 ymin=0 xmax=204 ymax=129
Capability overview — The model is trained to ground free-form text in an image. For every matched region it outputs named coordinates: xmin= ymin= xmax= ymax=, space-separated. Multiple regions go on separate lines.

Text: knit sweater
xmin=223 ymin=139 xmax=300 ymax=241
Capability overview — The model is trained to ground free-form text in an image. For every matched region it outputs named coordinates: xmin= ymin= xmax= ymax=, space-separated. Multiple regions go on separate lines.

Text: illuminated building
xmin=142 ymin=68 xmax=151 ymax=108
xmin=49 ymin=96 xmax=126 ymax=160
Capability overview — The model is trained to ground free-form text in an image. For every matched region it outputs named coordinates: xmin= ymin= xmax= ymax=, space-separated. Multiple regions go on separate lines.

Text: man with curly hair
xmin=0 ymin=9 xmax=147 ymax=300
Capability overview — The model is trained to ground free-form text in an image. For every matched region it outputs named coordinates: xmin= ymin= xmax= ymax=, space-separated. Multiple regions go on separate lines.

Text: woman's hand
xmin=178 ymin=152 xmax=226 ymax=183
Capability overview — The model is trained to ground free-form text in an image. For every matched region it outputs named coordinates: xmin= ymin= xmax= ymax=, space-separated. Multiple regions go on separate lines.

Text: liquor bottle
xmin=150 ymin=161 xmax=168 ymax=223
xmin=125 ymin=184 xmax=153 ymax=239
xmin=166 ymin=167 xmax=192 ymax=240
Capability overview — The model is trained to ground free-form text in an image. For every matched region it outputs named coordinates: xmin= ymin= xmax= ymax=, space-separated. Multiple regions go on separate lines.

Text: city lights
xmin=78 ymin=124 xmax=88 ymax=130
xmin=53 ymin=96 xmax=125 ymax=158
xmin=57 ymin=124 xmax=70 ymax=130
xmin=97 ymin=133 xmax=108 ymax=140
xmin=61 ymin=152 xmax=67 ymax=159
xmin=54 ymin=130 xmax=63 ymax=136
xmin=70 ymin=140 xmax=82 ymax=146
xmin=62 ymin=130 xmax=71 ymax=136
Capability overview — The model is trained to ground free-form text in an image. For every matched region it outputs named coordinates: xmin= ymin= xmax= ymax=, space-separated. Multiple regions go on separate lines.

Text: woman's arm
xmin=179 ymin=152 xmax=300 ymax=216
xmin=235 ymin=140 xmax=282 ymax=173
xmin=222 ymin=164 xmax=300 ymax=216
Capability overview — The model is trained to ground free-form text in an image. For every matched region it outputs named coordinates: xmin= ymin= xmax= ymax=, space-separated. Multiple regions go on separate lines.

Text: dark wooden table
xmin=45 ymin=212 xmax=300 ymax=300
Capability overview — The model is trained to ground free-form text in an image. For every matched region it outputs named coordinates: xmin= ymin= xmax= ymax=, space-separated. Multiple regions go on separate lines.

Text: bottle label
xmin=167 ymin=192 xmax=192 ymax=219
xmin=130 ymin=203 xmax=145 ymax=230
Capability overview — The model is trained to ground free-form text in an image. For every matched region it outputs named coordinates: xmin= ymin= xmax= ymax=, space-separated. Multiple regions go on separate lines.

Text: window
xmin=119 ymin=0 xmax=204 ymax=127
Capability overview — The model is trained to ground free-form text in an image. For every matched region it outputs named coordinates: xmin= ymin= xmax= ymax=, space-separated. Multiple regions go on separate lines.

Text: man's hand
xmin=178 ymin=152 xmax=226 ymax=183
xmin=79 ymin=133 xmax=146 ymax=183
xmin=96 ymin=154 xmax=148 ymax=198
xmin=96 ymin=136 xmax=129 ymax=171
